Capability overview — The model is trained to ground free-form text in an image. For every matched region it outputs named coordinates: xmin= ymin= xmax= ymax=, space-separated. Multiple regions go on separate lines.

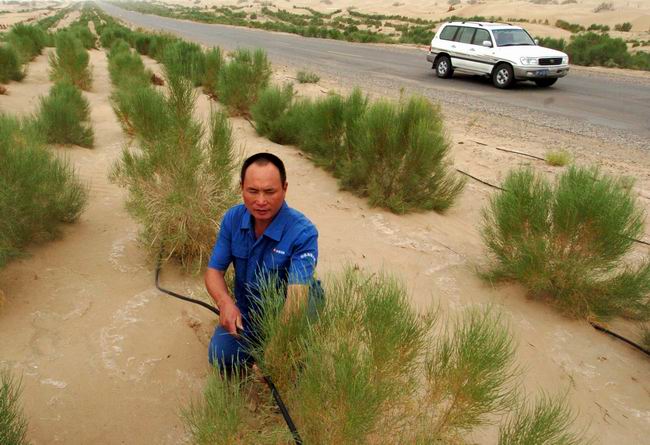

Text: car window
xmin=493 ymin=29 xmax=535 ymax=46
xmin=456 ymin=27 xmax=476 ymax=44
xmin=472 ymin=29 xmax=491 ymax=45
xmin=439 ymin=25 xmax=459 ymax=41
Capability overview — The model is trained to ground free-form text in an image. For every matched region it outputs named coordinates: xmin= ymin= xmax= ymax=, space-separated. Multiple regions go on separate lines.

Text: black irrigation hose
xmin=590 ymin=321 xmax=650 ymax=357
xmin=154 ymin=256 xmax=303 ymax=445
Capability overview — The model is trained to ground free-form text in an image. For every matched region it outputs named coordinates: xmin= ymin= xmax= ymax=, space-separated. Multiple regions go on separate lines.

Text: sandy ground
xmin=0 ymin=1 xmax=68 ymax=29
xmin=161 ymin=0 xmax=650 ymax=38
xmin=1 ymin=16 xmax=650 ymax=445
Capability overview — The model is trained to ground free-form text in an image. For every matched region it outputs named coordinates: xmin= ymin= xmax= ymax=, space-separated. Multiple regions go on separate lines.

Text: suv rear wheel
xmin=492 ymin=63 xmax=514 ymax=89
xmin=435 ymin=55 xmax=453 ymax=78
xmin=534 ymin=78 xmax=557 ymax=87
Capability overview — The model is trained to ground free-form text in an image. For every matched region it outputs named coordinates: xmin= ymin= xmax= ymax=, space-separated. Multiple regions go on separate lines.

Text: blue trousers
xmin=208 ymin=321 xmax=255 ymax=370
xmin=208 ymin=281 xmax=324 ymax=370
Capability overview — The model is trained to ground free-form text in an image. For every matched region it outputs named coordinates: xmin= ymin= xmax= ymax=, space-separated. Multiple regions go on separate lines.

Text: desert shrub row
xmin=49 ymin=30 xmax=93 ymax=90
xmin=184 ymin=268 xmax=586 ymax=445
xmin=538 ymin=32 xmax=650 ymax=70
xmin=0 ymin=23 xmax=48 ymax=83
xmin=252 ymin=85 xmax=465 ymax=213
xmin=106 ymin=36 xmax=239 ymax=269
xmin=0 ymin=113 xmax=87 ymax=267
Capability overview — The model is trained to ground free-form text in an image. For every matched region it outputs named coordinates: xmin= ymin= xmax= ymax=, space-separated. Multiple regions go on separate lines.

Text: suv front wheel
xmin=492 ymin=63 xmax=514 ymax=89
xmin=435 ymin=55 xmax=453 ymax=79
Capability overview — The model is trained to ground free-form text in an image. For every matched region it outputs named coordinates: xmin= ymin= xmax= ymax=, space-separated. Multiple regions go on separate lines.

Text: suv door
xmin=464 ymin=28 xmax=496 ymax=75
xmin=450 ymin=26 xmax=477 ymax=72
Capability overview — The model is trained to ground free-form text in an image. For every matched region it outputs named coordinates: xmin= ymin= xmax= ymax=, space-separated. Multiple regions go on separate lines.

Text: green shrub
xmin=481 ymin=166 xmax=650 ymax=319
xmin=49 ymin=31 xmax=93 ymax=90
xmin=36 ymin=82 xmax=94 ymax=147
xmin=108 ymin=48 xmax=150 ymax=88
xmin=251 ymin=83 xmax=296 ymax=144
xmin=108 ymin=38 xmax=130 ymax=59
xmin=134 ymin=33 xmax=152 ymax=55
xmin=202 ymin=47 xmax=223 ymax=97
xmin=99 ymin=25 xmax=132 ymax=49
xmin=587 ymin=23 xmax=610 ymax=32
xmin=630 ymin=51 xmax=650 ymax=71
xmin=242 ymin=268 xmax=523 ymax=444
xmin=0 ymin=114 xmax=87 ymax=266
xmin=537 ymin=36 xmax=567 ymax=51
xmin=555 ymin=19 xmax=585 ymax=33
xmin=567 ymin=32 xmax=631 ymax=67
xmin=614 ymin=22 xmax=632 ymax=32
xmin=67 ymin=24 xmax=96 ymax=49
xmin=111 ymin=83 xmax=169 ymax=138
xmin=6 ymin=23 xmax=47 ymax=63
xmin=218 ymin=48 xmax=271 ymax=116
xmin=296 ymin=69 xmax=320 ymax=83
xmin=111 ymin=71 xmax=239 ymax=271
xmin=148 ymin=33 xmax=177 ymax=61
xmin=545 ymin=149 xmax=571 ymax=166
xmin=345 ymin=96 xmax=465 ymax=213
xmin=498 ymin=393 xmax=585 ymax=445
xmin=0 ymin=45 xmax=24 ymax=83
xmin=162 ymin=40 xmax=206 ymax=86
xmin=0 ymin=371 xmax=29 ymax=445
xmin=182 ymin=365 xmax=286 ymax=444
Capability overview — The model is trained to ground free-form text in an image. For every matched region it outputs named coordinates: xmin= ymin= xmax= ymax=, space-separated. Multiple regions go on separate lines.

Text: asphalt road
xmin=98 ymin=2 xmax=650 ymax=147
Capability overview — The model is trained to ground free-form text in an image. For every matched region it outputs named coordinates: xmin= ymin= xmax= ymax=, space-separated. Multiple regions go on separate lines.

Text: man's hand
xmin=205 ymin=267 xmax=243 ymax=336
xmin=219 ymin=300 xmax=243 ymax=337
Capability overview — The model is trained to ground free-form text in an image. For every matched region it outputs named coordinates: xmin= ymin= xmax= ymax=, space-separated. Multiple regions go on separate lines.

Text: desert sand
xmin=0 ymin=3 xmax=650 ymax=444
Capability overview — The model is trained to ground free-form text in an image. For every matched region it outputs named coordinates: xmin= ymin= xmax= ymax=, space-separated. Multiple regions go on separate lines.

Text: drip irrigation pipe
xmin=155 ymin=256 xmax=303 ymax=445
xmin=590 ymin=321 xmax=650 ymax=357
xmin=456 ymin=168 xmax=505 ymax=191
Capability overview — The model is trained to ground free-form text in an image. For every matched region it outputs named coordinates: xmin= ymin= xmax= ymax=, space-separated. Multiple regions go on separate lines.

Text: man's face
xmin=241 ymin=162 xmax=287 ymax=224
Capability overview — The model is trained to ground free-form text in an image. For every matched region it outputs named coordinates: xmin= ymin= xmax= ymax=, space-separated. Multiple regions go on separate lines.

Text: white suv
xmin=426 ymin=22 xmax=570 ymax=88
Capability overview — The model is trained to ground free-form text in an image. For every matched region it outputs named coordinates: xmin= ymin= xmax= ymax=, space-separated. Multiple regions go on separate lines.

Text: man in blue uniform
xmin=205 ymin=152 xmax=319 ymax=369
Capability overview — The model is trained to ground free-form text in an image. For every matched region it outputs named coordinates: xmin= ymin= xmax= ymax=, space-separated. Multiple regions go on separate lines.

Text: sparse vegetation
xmin=545 ymin=149 xmax=571 ymax=166
xmin=36 ymin=81 xmax=94 ymax=147
xmin=593 ymin=2 xmax=613 ymax=13
xmin=0 ymin=370 xmax=29 ymax=445
xmin=481 ymin=166 xmax=650 ymax=319
xmin=218 ymin=48 xmax=272 ymax=116
xmin=110 ymin=70 xmax=239 ymax=271
xmin=49 ymin=31 xmax=93 ymax=90
xmin=296 ymin=69 xmax=320 ymax=84
xmin=0 ymin=113 xmax=87 ymax=267
xmin=614 ymin=22 xmax=632 ymax=32
xmin=555 ymin=19 xmax=585 ymax=34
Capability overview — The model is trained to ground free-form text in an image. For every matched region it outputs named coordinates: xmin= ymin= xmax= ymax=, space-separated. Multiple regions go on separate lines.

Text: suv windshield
xmin=492 ymin=29 xmax=535 ymax=47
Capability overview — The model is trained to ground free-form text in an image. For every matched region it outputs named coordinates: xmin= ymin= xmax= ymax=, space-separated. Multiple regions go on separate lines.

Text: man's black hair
xmin=240 ymin=152 xmax=287 ymax=185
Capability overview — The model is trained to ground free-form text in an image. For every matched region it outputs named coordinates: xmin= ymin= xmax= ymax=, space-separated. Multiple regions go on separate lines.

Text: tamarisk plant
xmin=36 ymin=81 xmax=94 ymax=148
xmin=186 ymin=267 xmax=587 ymax=444
xmin=49 ymin=31 xmax=93 ymax=90
xmin=0 ymin=114 xmax=87 ymax=267
xmin=0 ymin=371 xmax=29 ymax=445
xmin=218 ymin=48 xmax=272 ymax=116
xmin=111 ymin=69 xmax=239 ymax=271
xmin=482 ymin=166 xmax=650 ymax=319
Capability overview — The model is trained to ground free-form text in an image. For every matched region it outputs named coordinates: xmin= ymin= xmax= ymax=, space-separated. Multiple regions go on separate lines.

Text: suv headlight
xmin=519 ymin=57 xmax=538 ymax=65
xmin=562 ymin=56 xmax=569 ymax=65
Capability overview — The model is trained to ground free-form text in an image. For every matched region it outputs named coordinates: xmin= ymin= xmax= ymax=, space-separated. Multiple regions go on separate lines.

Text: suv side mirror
xmin=482 ymin=40 xmax=492 ymax=48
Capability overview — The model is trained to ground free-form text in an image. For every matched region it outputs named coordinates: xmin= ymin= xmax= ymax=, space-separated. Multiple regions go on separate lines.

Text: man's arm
xmin=205 ymin=268 xmax=242 ymax=335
